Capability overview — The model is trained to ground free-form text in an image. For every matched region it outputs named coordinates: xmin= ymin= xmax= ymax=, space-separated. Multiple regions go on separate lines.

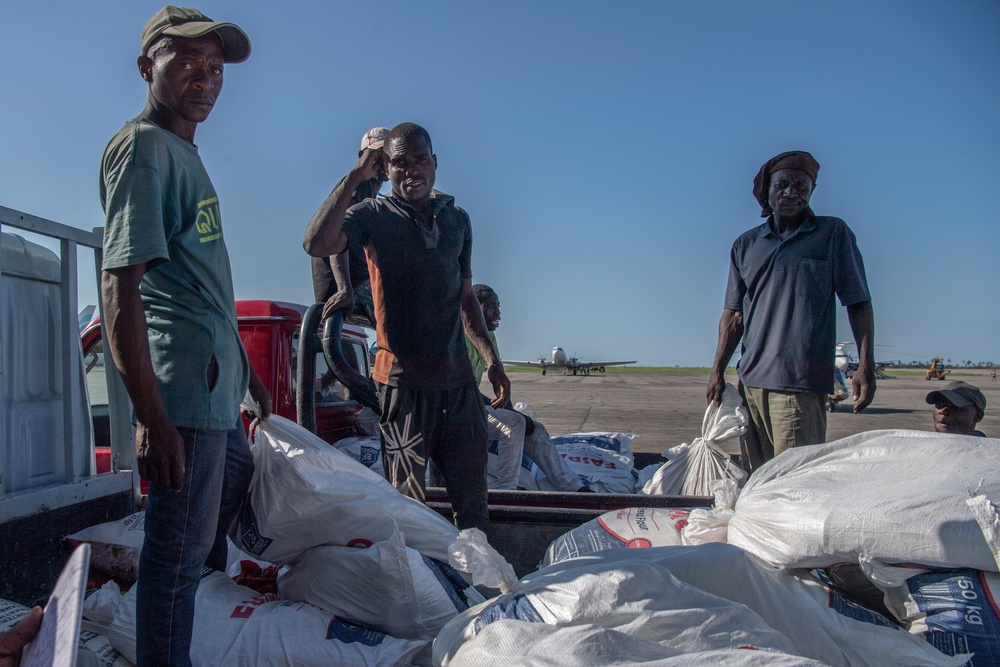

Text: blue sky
xmin=2 ymin=1 xmax=997 ymax=366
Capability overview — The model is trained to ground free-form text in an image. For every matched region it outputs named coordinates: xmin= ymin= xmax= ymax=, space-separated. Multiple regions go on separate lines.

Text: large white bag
xmin=542 ymin=506 xmax=693 ymax=567
xmin=727 ymin=430 xmax=1000 ymax=576
xmin=434 ymin=544 xmax=968 ymax=667
xmin=543 ymin=432 xmax=638 ymax=493
xmin=277 ymin=530 xmax=470 ymax=640
xmin=331 ymin=435 xmax=387 ymax=479
xmin=882 ymin=567 xmax=1000 ymax=665
xmin=108 ymin=573 xmax=425 ymax=667
xmin=642 ymin=383 xmax=748 ymax=496
xmin=65 ymin=511 xmax=145 ymax=583
xmin=434 ymin=551 xmax=802 ymax=667
xmin=2 ymin=597 xmax=131 ymax=667
xmin=237 ymin=413 xmax=460 ymax=564
xmin=438 ymin=614 xmax=827 ymax=667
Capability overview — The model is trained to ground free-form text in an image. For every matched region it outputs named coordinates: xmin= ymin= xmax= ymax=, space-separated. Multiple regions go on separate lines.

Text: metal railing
xmin=0 ymin=205 xmax=135 ymax=520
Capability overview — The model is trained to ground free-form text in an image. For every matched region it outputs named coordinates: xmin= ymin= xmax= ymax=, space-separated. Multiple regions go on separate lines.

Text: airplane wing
xmin=503 ymin=359 xmax=548 ymax=367
xmin=576 ymin=360 xmax=636 ymax=369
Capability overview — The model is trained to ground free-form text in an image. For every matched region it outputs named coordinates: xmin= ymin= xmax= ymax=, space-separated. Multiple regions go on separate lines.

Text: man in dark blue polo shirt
xmin=303 ymin=122 xmax=510 ymax=533
xmin=707 ymin=151 xmax=876 ymax=468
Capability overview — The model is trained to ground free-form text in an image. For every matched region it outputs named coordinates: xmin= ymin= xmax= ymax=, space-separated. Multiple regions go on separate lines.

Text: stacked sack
xmin=723 ymin=429 xmax=1000 ymax=665
xmin=434 ymin=429 xmax=998 ymax=666
xmin=69 ymin=404 xmax=492 ymax=665
xmin=435 ymin=544 xmax=966 ymax=667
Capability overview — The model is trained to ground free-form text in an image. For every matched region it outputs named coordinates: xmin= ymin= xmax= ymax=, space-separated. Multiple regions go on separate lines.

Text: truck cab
xmin=83 ymin=300 xmax=375 ymax=473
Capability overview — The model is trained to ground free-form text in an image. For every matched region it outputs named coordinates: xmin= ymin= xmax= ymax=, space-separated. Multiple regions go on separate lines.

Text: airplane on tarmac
xmin=835 ymin=342 xmax=893 ymax=379
xmin=504 ymin=347 xmax=636 ymax=376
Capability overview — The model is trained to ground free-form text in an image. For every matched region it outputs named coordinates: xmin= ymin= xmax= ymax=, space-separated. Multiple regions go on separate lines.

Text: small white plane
xmin=835 ymin=342 xmax=892 ymax=379
xmin=504 ymin=347 xmax=636 ymax=376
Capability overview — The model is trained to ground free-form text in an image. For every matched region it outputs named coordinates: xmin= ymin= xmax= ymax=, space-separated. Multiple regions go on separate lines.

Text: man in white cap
xmin=311 ymin=127 xmax=389 ymax=322
xmin=926 ymin=381 xmax=988 ymax=437
xmin=99 ymin=7 xmax=269 ymax=665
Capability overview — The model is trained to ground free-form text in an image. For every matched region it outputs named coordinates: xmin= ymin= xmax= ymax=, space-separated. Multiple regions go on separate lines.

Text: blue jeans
xmin=136 ymin=424 xmax=253 ymax=667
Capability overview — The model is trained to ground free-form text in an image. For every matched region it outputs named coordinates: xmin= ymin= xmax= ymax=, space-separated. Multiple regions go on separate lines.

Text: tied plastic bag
xmin=682 ymin=479 xmax=739 ymax=545
xmin=448 ymin=529 xmax=520 ymax=595
xmin=642 ymin=384 xmax=748 ymax=496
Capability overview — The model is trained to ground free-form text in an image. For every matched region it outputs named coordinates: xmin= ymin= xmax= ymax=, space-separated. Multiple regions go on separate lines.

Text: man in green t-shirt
xmin=467 ymin=284 xmax=588 ymax=492
xmin=99 ymin=7 xmax=269 ymax=666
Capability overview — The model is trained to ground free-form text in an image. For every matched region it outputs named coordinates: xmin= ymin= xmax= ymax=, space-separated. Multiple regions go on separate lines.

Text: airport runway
xmin=495 ymin=369 xmax=999 ymax=455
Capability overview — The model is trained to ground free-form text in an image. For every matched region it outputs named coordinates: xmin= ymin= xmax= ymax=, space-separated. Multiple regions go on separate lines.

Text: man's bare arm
xmin=707 ymin=308 xmax=744 ymax=405
xmin=101 ymin=265 xmax=185 ymax=491
xmin=302 ymin=149 xmax=383 ymax=257
xmin=245 ymin=361 xmax=272 ymax=421
xmin=460 ymin=279 xmax=511 ymax=408
xmin=847 ymin=300 xmax=876 ymax=413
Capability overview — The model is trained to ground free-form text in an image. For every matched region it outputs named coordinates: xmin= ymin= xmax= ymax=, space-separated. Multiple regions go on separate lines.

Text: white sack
xmin=65 ymin=512 xmax=145 ymax=583
xmin=331 ymin=435 xmax=387 ymax=479
xmin=967 ymin=493 xmax=1000 ymax=571
xmin=237 ymin=413 xmax=460 ymax=564
xmin=542 ymin=506 xmax=694 ymax=567
xmin=2 ymin=597 xmax=130 ymax=667
xmin=552 ymin=431 xmax=635 ymax=456
xmin=728 ymin=429 xmax=1000 ymax=574
xmin=681 ymin=479 xmax=740 ymax=546
xmin=882 ymin=567 xmax=1000 ymax=665
xmin=483 ymin=407 xmax=530 ymax=490
xmin=83 ymin=580 xmax=122 ymax=628
xmin=277 ymin=531 xmax=469 ymax=640
xmin=109 ymin=573 xmax=425 ymax=667
xmin=433 ymin=552 xmax=801 ymax=667
xmin=439 ymin=620 xmax=829 ymax=667
xmin=435 ymin=544 xmax=968 ymax=667
xmin=642 ymin=383 xmax=748 ymax=496
xmin=545 ymin=432 xmax=638 ymax=493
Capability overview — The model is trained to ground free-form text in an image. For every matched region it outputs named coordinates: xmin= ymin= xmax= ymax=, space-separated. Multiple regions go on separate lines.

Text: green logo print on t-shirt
xmin=197 ymin=197 xmax=223 ymax=243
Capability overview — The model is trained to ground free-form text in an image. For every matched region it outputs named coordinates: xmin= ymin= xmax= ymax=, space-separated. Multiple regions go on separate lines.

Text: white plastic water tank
xmin=1 ymin=232 xmax=93 ymax=494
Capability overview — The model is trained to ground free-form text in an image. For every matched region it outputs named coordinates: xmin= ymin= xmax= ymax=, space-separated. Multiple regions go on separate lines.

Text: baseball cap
xmin=926 ymin=381 xmax=986 ymax=416
xmin=359 ymin=127 xmax=390 ymax=154
xmin=141 ymin=6 xmax=251 ymax=64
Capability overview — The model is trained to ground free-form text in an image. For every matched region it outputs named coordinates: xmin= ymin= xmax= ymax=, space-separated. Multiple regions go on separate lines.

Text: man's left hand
xmin=487 ymin=364 xmax=512 ymax=410
xmin=245 ymin=371 xmax=272 ymax=421
xmin=852 ymin=365 xmax=876 ymax=413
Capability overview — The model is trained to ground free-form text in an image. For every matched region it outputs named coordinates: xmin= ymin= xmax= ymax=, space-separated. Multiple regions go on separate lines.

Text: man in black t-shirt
xmin=303 ymin=123 xmax=510 ymax=532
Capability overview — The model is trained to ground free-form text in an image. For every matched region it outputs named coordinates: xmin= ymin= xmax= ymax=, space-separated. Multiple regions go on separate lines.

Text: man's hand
xmin=846 ymin=300 xmax=876 ymax=414
xmin=136 ymin=418 xmax=186 ymax=492
xmin=354 ymin=148 xmax=385 ymax=182
xmin=852 ymin=364 xmax=876 ymax=413
xmin=706 ymin=372 xmax=727 ymax=407
xmin=321 ymin=290 xmax=353 ymax=321
xmin=487 ymin=363 xmax=512 ymax=410
xmin=0 ymin=606 xmax=42 ymax=666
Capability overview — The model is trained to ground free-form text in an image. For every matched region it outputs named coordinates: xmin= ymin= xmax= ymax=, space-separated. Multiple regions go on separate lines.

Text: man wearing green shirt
xmin=99 ymin=7 xmax=269 ymax=665
xmin=467 ymin=285 xmax=587 ymax=492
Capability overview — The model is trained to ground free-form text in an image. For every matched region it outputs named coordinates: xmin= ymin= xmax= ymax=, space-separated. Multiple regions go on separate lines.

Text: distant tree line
xmin=886 ymin=359 xmax=997 ymax=369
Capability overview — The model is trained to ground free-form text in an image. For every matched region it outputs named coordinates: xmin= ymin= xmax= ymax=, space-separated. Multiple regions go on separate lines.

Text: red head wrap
xmin=752 ymin=151 xmax=820 ymax=217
